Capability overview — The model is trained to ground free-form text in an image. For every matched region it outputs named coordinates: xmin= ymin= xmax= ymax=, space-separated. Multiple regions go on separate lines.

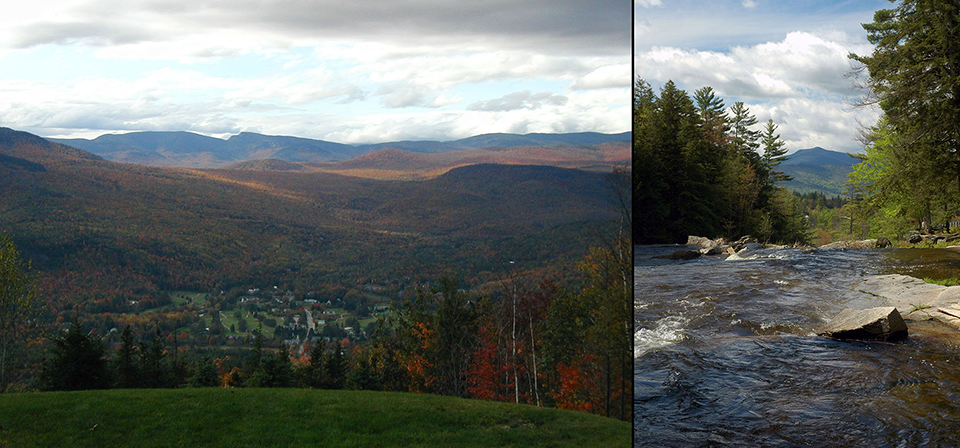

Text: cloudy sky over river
xmin=635 ymin=0 xmax=889 ymax=153
xmin=1 ymin=1 xmax=630 ymax=142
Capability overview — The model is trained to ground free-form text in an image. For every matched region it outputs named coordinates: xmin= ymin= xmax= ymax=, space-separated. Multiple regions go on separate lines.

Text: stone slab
xmin=818 ymin=306 xmax=908 ymax=342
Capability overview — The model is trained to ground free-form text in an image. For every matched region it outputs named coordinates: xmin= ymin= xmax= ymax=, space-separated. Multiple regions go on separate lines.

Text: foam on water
xmin=635 ymin=315 xmax=689 ymax=358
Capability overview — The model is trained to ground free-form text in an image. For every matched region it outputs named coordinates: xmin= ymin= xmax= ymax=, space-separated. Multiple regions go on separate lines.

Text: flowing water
xmin=635 ymin=245 xmax=960 ymax=447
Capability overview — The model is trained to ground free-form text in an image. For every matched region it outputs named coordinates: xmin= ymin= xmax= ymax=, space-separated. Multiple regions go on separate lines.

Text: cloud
xmin=637 ymin=31 xmax=868 ymax=99
xmin=468 ymin=91 xmax=568 ymax=112
xmin=1 ymin=0 xmax=630 ymax=57
xmin=748 ymin=97 xmax=880 ymax=153
xmin=742 ymin=0 xmax=757 ymax=9
xmin=571 ymin=64 xmax=631 ymax=90
xmin=0 ymin=2 xmax=630 ymax=141
xmin=637 ymin=29 xmax=879 ymax=153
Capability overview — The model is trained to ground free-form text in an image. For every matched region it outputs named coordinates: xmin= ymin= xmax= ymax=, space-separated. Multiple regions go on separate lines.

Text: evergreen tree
xmin=761 ymin=119 xmax=791 ymax=185
xmin=138 ymin=329 xmax=166 ymax=388
xmin=302 ymin=340 xmax=325 ymax=388
xmin=633 ymin=77 xmax=670 ymax=243
xmin=187 ymin=356 xmax=219 ymax=387
xmin=39 ymin=322 xmax=110 ymax=391
xmin=261 ymin=343 xmax=293 ymax=387
xmin=113 ymin=326 xmax=138 ymax=388
xmin=728 ymin=101 xmax=761 ymax=164
xmin=322 ymin=340 xmax=347 ymax=390
xmin=346 ymin=348 xmax=378 ymax=391
xmin=693 ymin=86 xmax=730 ymax=150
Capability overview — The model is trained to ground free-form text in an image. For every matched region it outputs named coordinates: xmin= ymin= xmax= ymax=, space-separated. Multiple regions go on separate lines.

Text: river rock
xmin=700 ymin=244 xmax=726 ymax=255
xmin=819 ymin=239 xmax=877 ymax=250
xmin=908 ymin=232 xmax=923 ymax=244
xmin=731 ymin=235 xmax=758 ymax=252
xmin=817 ymin=306 xmax=908 ymax=342
xmin=876 ymin=237 xmax=892 ymax=248
xmin=654 ymin=249 xmax=702 ymax=260
xmin=687 ymin=236 xmax=716 ymax=248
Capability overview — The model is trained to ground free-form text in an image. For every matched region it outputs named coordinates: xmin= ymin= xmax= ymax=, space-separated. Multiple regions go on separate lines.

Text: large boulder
xmin=817 ymin=307 xmax=908 ymax=342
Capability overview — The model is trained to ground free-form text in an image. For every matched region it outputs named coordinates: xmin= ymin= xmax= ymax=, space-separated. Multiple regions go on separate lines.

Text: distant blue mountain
xmin=780 ymin=147 xmax=859 ymax=196
xmin=50 ymin=131 xmax=630 ymax=168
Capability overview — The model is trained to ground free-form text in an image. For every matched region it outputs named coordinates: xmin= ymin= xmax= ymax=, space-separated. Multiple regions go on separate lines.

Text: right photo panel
xmin=634 ymin=0 xmax=960 ymax=445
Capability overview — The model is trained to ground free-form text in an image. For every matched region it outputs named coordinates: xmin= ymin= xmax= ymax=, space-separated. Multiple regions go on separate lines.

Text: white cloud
xmin=0 ymin=2 xmax=630 ymax=141
xmin=742 ymin=0 xmax=757 ymax=9
xmin=468 ymin=91 xmax=568 ymax=112
xmin=637 ymin=29 xmax=879 ymax=152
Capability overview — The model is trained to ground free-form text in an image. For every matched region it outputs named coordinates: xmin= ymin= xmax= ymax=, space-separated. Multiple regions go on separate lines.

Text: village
xmin=163 ymin=283 xmax=394 ymax=354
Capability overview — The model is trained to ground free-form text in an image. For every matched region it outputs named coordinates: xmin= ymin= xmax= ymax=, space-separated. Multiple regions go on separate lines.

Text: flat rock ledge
xmin=817 ymin=306 xmax=908 ymax=342
xmin=856 ymin=274 xmax=960 ymax=329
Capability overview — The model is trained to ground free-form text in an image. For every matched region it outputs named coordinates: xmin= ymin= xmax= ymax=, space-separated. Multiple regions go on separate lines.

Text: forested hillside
xmin=633 ymin=80 xmax=807 ymax=245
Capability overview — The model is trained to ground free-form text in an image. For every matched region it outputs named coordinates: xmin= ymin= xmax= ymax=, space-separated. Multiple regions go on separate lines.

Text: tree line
xmin=633 ymin=79 xmax=808 ymax=245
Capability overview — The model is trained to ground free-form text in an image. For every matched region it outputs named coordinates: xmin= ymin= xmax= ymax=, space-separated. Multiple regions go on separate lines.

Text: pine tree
xmin=138 ymin=329 xmax=166 ymax=388
xmin=761 ymin=119 xmax=791 ymax=185
xmin=322 ymin=340 xmax=347 ymax=390
xmin=304 ymin=340 xmax=325 ymax=388
xmin=187 ymin=356 xmax=219 ymax=387
xmin=39 ymin=322 xmax=109 ymax=391
xmin=728 ymin=102 xmax=761 ymax=163
xmin=113 ymin=326 xmax=138 ymax=388
xmin=851 ymin=0 xmax=960 ymax=200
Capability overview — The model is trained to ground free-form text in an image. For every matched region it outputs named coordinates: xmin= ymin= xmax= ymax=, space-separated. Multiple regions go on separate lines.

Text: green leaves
xmin=852 ymin=1 xmax=960 ymax=213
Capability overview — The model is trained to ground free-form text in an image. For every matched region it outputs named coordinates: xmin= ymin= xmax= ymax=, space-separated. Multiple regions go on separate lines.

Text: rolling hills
xmin=0 ymin=126 xmax=622 ymax=319
xmin=50 ymin=130 xmax=631 ymax=169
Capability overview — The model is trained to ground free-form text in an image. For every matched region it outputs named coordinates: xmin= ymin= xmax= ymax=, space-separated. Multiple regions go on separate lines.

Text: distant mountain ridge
xmin=51 ymin=130 xmax=630 ymax=169
xmin=780 ymin=147 xmax=859 ymax=196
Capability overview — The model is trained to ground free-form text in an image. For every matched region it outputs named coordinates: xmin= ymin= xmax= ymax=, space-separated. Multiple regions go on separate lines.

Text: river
xmin=635 ymin=245 xmax=960 ymax=447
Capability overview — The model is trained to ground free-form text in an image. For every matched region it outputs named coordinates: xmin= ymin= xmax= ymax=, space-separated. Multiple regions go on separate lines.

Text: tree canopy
xmin=847 ymin=0 xmax=960 ymax=234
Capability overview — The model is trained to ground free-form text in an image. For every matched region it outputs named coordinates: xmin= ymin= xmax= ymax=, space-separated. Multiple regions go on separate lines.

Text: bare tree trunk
xmin=530 ymin=317 xmax=540 ymax=407
xmin=512 ymin=290 xmax=518 ymax=404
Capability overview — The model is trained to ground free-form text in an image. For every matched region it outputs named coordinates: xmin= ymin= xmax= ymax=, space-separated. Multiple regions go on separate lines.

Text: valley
xmin=1 ymin=127 xmax=630 ymax=417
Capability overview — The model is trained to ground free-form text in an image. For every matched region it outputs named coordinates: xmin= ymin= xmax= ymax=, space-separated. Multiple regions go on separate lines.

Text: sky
xmin=635 ymin=0 xmax=889 ymax=154
xmin=0 ymin=0 xmax=630 ymax=143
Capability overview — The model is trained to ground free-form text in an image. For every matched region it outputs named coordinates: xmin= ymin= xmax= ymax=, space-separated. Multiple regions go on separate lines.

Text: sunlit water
xmin=635 ymin=245 xmax=960 ymax=446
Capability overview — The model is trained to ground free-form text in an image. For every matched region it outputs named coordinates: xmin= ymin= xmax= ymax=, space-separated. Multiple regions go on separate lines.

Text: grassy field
xmin=0 ymin=388 xmax=629 ymax=447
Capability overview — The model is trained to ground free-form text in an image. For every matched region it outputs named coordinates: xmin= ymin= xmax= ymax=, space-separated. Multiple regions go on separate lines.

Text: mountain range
xmin=0 ymin=126 xmax=622 ymax=318
xmin=50 ymin=130 xmax=631 ymax=171
xmin=780 ymin=147 xmax=860 ymax=196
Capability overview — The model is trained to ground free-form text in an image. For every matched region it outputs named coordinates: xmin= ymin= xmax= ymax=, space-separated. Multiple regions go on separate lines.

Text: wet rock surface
xmin=818 ymin=306 xmax=908 ymax=342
